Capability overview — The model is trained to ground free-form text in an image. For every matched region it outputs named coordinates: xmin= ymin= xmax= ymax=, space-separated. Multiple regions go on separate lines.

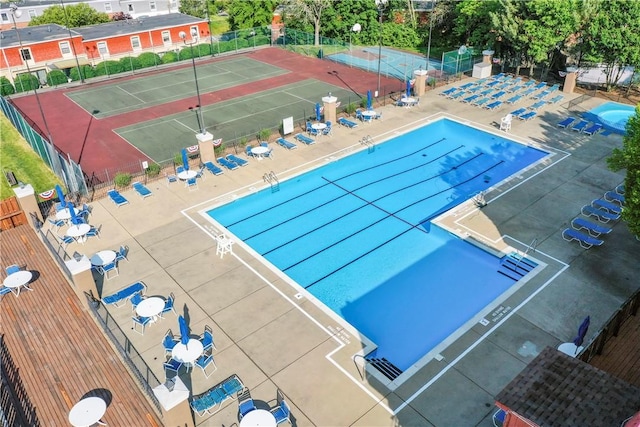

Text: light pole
xmin=456 ymin=45 xmax=467 ymax=77
xmin=426 ymin=0 xmax=435 ymax=70
xmin=375 ymin=0 xmax=387 ymax=97
xmin=180 ymin=29 xmax=206 ymax=135
xmin=350 ymin=23 xmax=361 ymax=52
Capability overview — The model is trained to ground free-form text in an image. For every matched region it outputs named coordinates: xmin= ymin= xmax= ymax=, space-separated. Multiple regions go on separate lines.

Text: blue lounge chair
xmin=491 ymin=91 xmax=506 ymax=100
xmin=459 ymin=82 xmax=475 ymax=90
xmin=276 ymin=137 xmax=297 ymax=150
xmin=518 ymin=111 xmax=537 ymax=121
xmin=484 ymin=101 xmax=503 ymax=110
xmin=506 ymin=94 xmax=522 ymax=104
xmin=529 ymin=101 xmax=546 ymax=110
xmin=532 ymin=90 xmax=550 ymax=100
xmin=107 ymin=189 xmax=129 ymax=207
xmin=102 ymin=281 xmax=146 ymax=307
xmin=217 ymin=157 xmax=239 ymax=170
xmin=449 ymin=91 xmax=465 ymax=100
xmin=227 ymin=154 xmax=248 ymax=167
xmin=522 ymin=80 xmax=536 ymax=88
xmin=204 ymin=161 xmax=224 ymax=175
xmin=132 ymin=182 xmax=152 ymax=198
xmin=520 ymin=88 xmax=536 ymax=97
xmin=507 ymin=84 xmax=523 ymax=93
xmin=462 ymin=94 xmax=479 ymax=103
xmin=548 ymin=95 xmax=564 ymax=104
xmin=548 ymin=83 xmax=560 ymax=92
xmin=534 ymin=82 xmax=547 ymax=90
xmin=478 ymin=89 xmax=493 ymax=97
xmin=294 ymin=133 xmax=315 ymax=145
xmin=583 ymin=123 xmax=603 ymax=136
xmin=615 ymin=184 xmax=625 ymax=195
xmin=557 ymin=117 xmax=576 ymax=129
xmin=604 ymin=190 xmax=624 ymax=205
xmin=571 ymin=217 xmax=612 ymax=237
xmin=581 ymin=205 xmax=620 ymax=222
xmin=337 ymin=117 xmax=358 ymax=128
xmin=592 ymin=199 xmax=622 ymax=215
xmin=571 ymin=120 xmax=589 ymax=132
xmin=510 ymin=108 xmax=527 ymax=117
xmin=440 ymin=87 xmax=457 ymax=96
xmin=472 ymin=97 xmax=490 ymax=107
xmin=562 ymin=228 xmax=604 ymax=249
xmin=486 ymin=80 xmax=500 ymax=88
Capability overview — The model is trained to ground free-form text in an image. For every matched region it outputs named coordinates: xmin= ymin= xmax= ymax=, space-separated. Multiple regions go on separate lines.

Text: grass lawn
xmin=0 ymin=115 xmax=63 ymax=200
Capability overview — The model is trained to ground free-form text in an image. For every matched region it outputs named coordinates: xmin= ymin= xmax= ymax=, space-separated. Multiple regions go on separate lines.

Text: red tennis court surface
xmin=9 ymin=48 xmax=403 ymax=177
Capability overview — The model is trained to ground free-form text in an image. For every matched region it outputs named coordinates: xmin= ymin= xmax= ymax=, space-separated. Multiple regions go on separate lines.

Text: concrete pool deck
xmin=65 ymin=81 xmax=637 ymax=426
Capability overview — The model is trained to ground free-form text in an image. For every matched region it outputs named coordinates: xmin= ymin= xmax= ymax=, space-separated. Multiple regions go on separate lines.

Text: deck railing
xmin=578 ymin=288 xmax=640 ymax=363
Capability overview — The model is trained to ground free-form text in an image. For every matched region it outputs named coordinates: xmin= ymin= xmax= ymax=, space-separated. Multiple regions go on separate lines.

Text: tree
xmin=580 ymin=0 xmax=640 ymax=91
xmin=608 ymin=106 xmax=640 ymax=237
xmin=29 ymin=3 xmax=109 ymax=27
xmin=227 ymin=0 xmax=276 ymax=30
xmin=453 ymin=0 xmax=500 ymax=49
xmin=284 ymin=0 xmax=332 ymax=46
xmin=179 ymin=0 xmax=209 ymax=18
xmin=0 ymin=77 xmax=15 ymax=96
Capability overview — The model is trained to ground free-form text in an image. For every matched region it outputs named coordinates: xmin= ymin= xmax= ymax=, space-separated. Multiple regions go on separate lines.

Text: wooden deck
xmin=0 ymin=225 xmax=162 ymax=426
xmin=589 ymin=313 xmax=640 ymax=388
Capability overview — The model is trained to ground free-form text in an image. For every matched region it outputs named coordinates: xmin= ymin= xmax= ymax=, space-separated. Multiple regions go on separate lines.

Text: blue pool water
xmin=207 ymin=119 xmax=547 ymax=371
xmin=584 ymin=101 xmax=636 ymax=135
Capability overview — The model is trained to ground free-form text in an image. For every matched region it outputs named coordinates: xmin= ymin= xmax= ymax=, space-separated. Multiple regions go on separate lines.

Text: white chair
xmin=500 ymin=114 xmax=512 ymax=132
xmin=215 ymin=234 xmax=234 ymax=259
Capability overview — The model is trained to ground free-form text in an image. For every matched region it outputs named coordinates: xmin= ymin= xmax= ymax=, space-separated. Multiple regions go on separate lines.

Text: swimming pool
xmin=584 ymin=101 xmax=636 ymax=135
xmin=206 ymin=119 xmax=548 ymax=372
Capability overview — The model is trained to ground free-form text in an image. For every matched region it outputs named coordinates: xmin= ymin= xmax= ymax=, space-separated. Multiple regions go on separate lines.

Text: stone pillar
xmin=482 ymin=49 xmax=494 ymax=65
xmin=563 ymin=67 xmax=578 ymax=94
xmin=13 ymin=183 xmax=42 ymax=229
xmin=413 ymin=69 xmax=428 ymax=96
xmin=195 ymin=131 xmax=215 ymax=164
xmin=153 ymin=377 xmax=195 ymax=427
xmin=322 ymin=94 xmax=338 ymax=125
xmin=65 ymin=255 xmax=98 ymax=310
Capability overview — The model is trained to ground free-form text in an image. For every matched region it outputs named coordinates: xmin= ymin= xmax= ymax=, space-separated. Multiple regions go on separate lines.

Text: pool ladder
xmin=360 ymin=135 xmax=375 ymax=153
xmin=353 ymin=354 xmax=403 ymax=381
xmin=263 ymin=171 xmax=279 ymax=192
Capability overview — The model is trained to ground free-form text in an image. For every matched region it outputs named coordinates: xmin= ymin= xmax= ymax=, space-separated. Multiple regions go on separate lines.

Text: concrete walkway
xmin=66 ymin=82 xmax=636 ymax=427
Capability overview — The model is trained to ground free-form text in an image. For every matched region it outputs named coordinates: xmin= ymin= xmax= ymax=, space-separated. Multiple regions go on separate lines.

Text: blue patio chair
xmin=562 ymin=228 xmax=604 ymax=249
xmin=176 ymin=166 xmax=185 ymax=174
xmin=100 ymin=261 xmax=119 ymax=280
xmin=227 ymin=154 xmax=248 ymax=167
xmin=493 ymin=408 xmax=507 ymax=427
xmin=57 ymin=234 xmax=75 ymax=248
xmin=195 ymin=165 xmax=206 ymax=181
xmin=130 ymin=291 xmax=144 ymax=311
xmin=48 ymin=218 xmax=66 ymax=230
xmin=185 ymin=177 xmax=198 ymax=191
xmin=164 ymin=358 xmax=183 ymax=379
xmin=115 ymin=245 xmax=129 ymax=263
xmin=163 ymin=329 xmax=178 ymax=356
xmin=237 ymin=388 xmax=257 ymax=420
xmin=195 ymin=354 xmax=217 ymax=378
xmin=0 ymin=286 xmax=13 ymax=301
xmin=161 ymin=292 xmax=177 ymax=317
xmin=201 ymin=324 xmax=216 ymax=353
xmin=166 ymin=174 xmax=178 ymax=185
xmin=245 ymin=145 xmax=254 ymax=157
xmin=270 ymin=391 xmax=291 ymax=425
xmin=571 ymin=120 xmax=590 ymax=132
xmin=276 ymin=138 xmax=298 ymax=150
xmin=204 ymin=161 xmax=224 ymax=175
xmin=132 ymin=315 xmax=151 ymax=335
xmin=355 ymin=109 xmax=363 ymax=121
xmin=260 ymin=142 xmax=274 ymax=158
xmin=322 ymin=121 xmax=332 ymax=135
xmin=6 ymin=264 xmax=20 ymax=275
xmin=85 ymin=224 xmax=101 ymax=240
xmin=557 ymin=117 xmax=576 ymax=129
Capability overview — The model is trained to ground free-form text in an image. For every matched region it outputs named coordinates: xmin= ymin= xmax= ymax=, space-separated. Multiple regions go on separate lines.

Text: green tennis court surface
xmin=115 ymin=79 xmax=353 ymax=162
xmin=66 ymin=57 xmax=288 ymax=118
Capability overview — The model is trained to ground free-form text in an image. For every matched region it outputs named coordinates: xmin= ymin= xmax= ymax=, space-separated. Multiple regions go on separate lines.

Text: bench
xmin=102 ymin=281 xmax=146 ymax=308
xmin=190 ymin=374 xmax=244 ymax=417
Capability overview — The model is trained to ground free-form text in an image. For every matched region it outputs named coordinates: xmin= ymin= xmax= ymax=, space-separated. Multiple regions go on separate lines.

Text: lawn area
xmin=0 ymin=115 xmax=63 ymax=200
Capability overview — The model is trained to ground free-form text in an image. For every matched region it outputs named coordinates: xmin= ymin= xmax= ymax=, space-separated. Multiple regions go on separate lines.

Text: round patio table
xmin=361 ymin=110 xmax=377 ymax=121
xmin=55 ymin=208 xmax=72 ymax=221
xmin=68 ymin=396 xmax=107 ymax=427
xmin=177 ymin=170 xmax=197 ymax=180
xmin=240 ymin=409 xmax=277 ymax=427
xmin=172 ymin=339 xmax=204 ymax=368
xmin=3 ymin=270 xmax=33 ymax=295
xmin=135 ymin=296 xmax=165 ymax=322
xmin=90 ymin=250 xmax=117 ymax=267
xmin=251 ymin=146 xmax=269 ymax=160
xmin=311 ymin=123 xmax=327 ymax=131
xmin=66 ymin=224 xmax=91 ymax=242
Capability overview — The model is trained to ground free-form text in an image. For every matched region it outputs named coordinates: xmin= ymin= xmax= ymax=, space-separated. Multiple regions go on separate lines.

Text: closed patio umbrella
xmin=178 ymin=315 xmax=189 ymax=346
xmin=315 ymin=103 xmax=321 ymax=122
xmin=181 ymin=148 xmax=189 ymax=171
xmin=406 ymin=80 xmax=412 ymax=97
xmin=68 ymin=204 xmax=82 ymax=225
xmin=366 ymin=90 xmax=372 ymax=110
xmin=573 ymin=315 xmax=590 ymax=347
xmin=55 ymin=184 xmax=66 ymax=209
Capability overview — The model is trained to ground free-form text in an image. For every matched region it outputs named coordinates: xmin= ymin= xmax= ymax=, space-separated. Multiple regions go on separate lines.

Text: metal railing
xmin=0 ymin=334 xmax=40 ymax=426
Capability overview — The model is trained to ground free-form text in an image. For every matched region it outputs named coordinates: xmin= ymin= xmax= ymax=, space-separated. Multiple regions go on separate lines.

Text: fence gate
xmin=0 ymin=196 xmax=27 ymax=230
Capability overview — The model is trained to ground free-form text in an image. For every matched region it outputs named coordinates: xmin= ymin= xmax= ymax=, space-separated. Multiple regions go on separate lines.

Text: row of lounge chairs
xmin=441 ymin=76 xmax=560 ymax=105
xmin=190 ymin=374 xmax=245 ymax=416
xmin=557 ymin=117 xmax=604 ymax=135
xmin=562 ymin=186 xmax=624 ymax=248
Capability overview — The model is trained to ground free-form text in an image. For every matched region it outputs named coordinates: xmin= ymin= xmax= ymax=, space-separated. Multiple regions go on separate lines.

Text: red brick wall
xmin=1 ymin=36 xmax=85 ymax=68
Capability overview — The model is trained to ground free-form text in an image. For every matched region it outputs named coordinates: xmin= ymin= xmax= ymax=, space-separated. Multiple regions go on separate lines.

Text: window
xmin=127 ymin=4 xmax=134 ymax=12
xmin=161 ymin=31 xmax=170 ymax=44
xmin=104 ymin=2 xmax=112 ymax=12
xmin=190 ymin=26 xmax=199 ymax=40
xmin=170 ymin=0 xmax=177 ymax=8
xmin=59 ymin=41 xmax=71 ymax=55
xmin=19 ymin=48 xmax=32 ymax=61
xmin=131 ymin=36 xmax=141 ymax=50
xmin=1 ymin=13 xmax=8 ymax=22
xmin=149 ymin=1 xmax=156 ymax=11
xmin=97 ymin=41 xmax=108 ymax=56
xmin=28 ymin=9 xmax=36 ymax=18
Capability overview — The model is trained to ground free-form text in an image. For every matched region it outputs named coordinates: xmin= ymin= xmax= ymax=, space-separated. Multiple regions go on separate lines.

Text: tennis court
xmin=66 ymin=57 xmax=289 ymax=118
xmin=115 ymin=78 xmax=353 ymax=162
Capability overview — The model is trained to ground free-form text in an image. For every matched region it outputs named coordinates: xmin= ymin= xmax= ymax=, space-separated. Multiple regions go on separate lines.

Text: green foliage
xmin=69 ymin=65 xmax=95 ymax=81
xmin=46 ymin=70 xmax=68 ymax=86
xmin=145 ymin=163 xmax=161 ymax=177
xmin=114 ymin=172 xmax=132 ymax=188
xmin=210 ymin=15 xmax=230 ymax=35
xmin=257 ymin=129 xmax=271 ymax=142
xmin=119 ymin=56 xmax=143 ymax=72
xmin=0 ymin=77 xmax=15 ymax=96
xmin=247 ymin=35 xmax=270 ymax=47
xmin=161 ymin=51 xmax=179 ymax=64
xmin=174 ymin=153 xmax=183 ymax=165
xmin=228 ymin=0 xmax=277 ymax=30
xmin=453 ymin=0 xmax=501 ymax=48
xmin=344 ymin=102 xmax=357 ymax=115
xmin=179 ymin=0 xmax=208 ymax=18
xmin=608 ymin=105 xmax=640 ymax=237
xmin=14 ymin=73 xmax=39 ymax=93
xmin=29 ymin=3 xmax=109 ymax=27
xmin=137 ymin=52 xmax=162 ymax=68
xmin=94 ymin=60 xmax=122 ymax=77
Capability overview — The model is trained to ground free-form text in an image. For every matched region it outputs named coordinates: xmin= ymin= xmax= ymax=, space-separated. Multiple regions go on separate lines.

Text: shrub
xmin=46 ymin=70 xmax=68 ymax=86
xmin=217 ymin=40 xmax=235 ymax=53
xmin=114 ymin=172 xmax=132 ymax=188
xmin=0 ymin=77 xmax=15 ymax=96
xmin=94 ymin=60 xmax=123 ymax=77
xmin=145 ymin=163 xmax=161 ymax=177
xmin=69 ymin=65 xmax=95 ymax=81
xmin=14 ymin=73 xmax=39 ymax=93
xmin=119 ymin=56 xmax=142 ymax=71
xmin=137 ymin=52 xmax=161 ymax=68
xmin=344 ymin=102 xmax=357 ymax=115
xmin=257 ymin=129 xmax=271 ymax=142
xmin=248 ymin=35 xmax=270 ymax=47
xmin=214 ymin=143 xmax=226 ymax=156
xmin=236 ymin=39 xmax=249 ymax=49
xmin=161 ymin=51 xmax=179 ymax=64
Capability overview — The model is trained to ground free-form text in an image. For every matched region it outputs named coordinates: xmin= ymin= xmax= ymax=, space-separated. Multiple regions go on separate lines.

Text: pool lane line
xmin=282 ymin=159 xmax=505 ymax=286
xmin=223 ymin=138 xmax=447 ymax=228
xmin=240 ymin=145 xmax=465 ymax=241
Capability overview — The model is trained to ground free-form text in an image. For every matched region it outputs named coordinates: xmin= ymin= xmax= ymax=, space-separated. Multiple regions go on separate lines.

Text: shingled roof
xmin=496 ymin=346 xmax=640 ymax=426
